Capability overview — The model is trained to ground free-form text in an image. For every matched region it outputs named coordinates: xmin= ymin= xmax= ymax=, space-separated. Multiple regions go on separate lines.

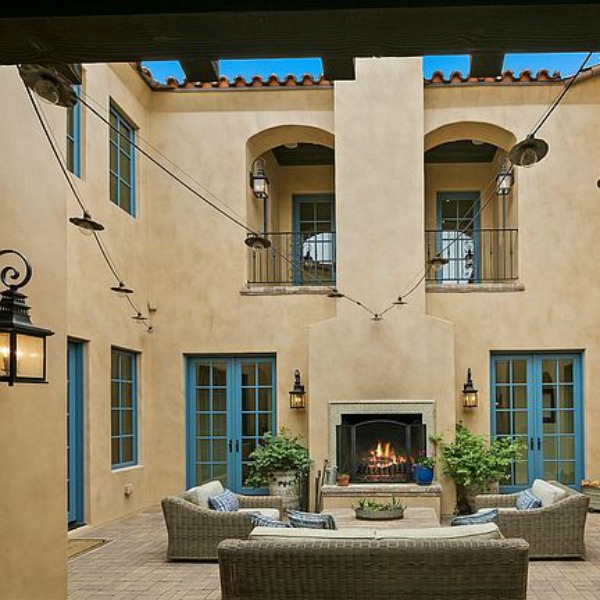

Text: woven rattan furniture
xmin=475 ymin=480 xmax=589 ymax=559
xmin=218 ymin=538 xmax=530 ymax=600
xmin=161 ymin=485 xmax=284 ymax=560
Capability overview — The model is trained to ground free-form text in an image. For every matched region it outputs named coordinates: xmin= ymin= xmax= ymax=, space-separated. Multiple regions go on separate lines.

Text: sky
xmin=143 ymin=53 xmax=600 ymax=83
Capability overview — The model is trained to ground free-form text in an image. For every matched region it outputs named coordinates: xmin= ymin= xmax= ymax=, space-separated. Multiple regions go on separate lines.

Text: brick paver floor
xmin=69 ymin=507 xmax=600 ymax=599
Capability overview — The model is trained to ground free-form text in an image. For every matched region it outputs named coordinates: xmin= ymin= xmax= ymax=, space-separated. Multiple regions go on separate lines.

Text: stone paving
xmin=69 ymin=507 xmax=600 ymax=599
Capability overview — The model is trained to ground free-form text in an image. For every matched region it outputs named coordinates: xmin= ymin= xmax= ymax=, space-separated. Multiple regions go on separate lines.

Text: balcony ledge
xmin=426 ymin=281 xmax=525 ymax=293
xmin=240 ymin=285 xmax=332 ymax=296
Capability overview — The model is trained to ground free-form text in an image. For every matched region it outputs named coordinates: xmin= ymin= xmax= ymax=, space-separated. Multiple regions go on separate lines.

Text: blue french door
xmin=491 ymin=353 xmax=584 ymax=492
xmin=186 ymin=356 xmax=276 ymax=493
xmin=436 ymin=192 xmax=481 ymax=283
xmin=67 ymin=341 xmax=85 ymax=525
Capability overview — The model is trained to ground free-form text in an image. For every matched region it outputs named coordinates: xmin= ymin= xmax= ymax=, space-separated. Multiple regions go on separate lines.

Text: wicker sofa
xmin=161 ymin=481 xmax=284 ymax=560
xmin=218 ymin=537 xmax=530 ymax=600
xmin=475 ymin=479 xmax=589 ymax=559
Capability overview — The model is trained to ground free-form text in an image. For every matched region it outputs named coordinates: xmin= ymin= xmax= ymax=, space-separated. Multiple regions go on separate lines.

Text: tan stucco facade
xmin=1 ymin=57 xmax=600 ymax=598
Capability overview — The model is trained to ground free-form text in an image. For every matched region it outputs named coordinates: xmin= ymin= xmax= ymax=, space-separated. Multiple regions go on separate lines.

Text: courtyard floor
xmin=69 ymin=506 xmax=600 ymax=600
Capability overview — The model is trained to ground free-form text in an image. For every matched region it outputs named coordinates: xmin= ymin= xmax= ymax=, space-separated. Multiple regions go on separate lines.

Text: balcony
xmin=425 ymin=228 xmax=518 ymax=284
xmin=247 ymin=230 xmax=336 ymax=286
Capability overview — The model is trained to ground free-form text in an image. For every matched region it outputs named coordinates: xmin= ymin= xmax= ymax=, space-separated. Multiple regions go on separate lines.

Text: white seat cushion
xmin=186 ymin=481 xmax=224 ymax=508
xmin=375 ymin=523 xmax=502 ymax=541
xmin=531 ymin=479 xmax=567 ymax=507
xmin=250 ymin=527 xmax=376 ymax=541
xmin=238 ymin=508 xmax=280 ymax=520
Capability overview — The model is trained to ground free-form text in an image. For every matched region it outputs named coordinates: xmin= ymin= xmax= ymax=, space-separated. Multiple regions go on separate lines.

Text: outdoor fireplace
xmin=336 ymin=414 xmax=426 ymax=483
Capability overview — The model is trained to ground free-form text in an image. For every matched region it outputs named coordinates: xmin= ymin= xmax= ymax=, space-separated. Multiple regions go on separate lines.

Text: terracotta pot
xmin=337 ymin=475 xmax=350 ymax=487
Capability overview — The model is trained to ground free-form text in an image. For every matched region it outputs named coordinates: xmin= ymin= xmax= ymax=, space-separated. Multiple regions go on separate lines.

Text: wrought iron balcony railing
xmin=425 ymin=228 xmax=518 ymax=284
xmin=247 ymin=230 xmax=336 ymax=286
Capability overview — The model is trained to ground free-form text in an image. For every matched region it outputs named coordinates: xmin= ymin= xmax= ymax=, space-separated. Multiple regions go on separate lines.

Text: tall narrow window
xmin=66 ymin=85 xmax=81 ymax=177
xmin=109 ymin=102 xmax=136 ymax=216
xmin=111 ymin=348 xmax=138 ymax=468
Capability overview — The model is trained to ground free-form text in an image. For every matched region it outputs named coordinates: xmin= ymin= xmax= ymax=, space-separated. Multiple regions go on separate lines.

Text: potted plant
xmin=354 ymin=496 xmax=405 ymax=520
xmin=337 ymin=473 xmax=350 ymax=486
xmin=435 ymin=424 xmax=524 ymax=514
xmin=245 ymin=427 xmax=311 ymax=510
xmin=413 ymin=453 xmax=435 ymax=486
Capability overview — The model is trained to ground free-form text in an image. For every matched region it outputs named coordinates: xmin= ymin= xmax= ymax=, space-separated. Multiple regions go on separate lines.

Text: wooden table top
xmin=322 ymin=507 xmax=440 ymax=530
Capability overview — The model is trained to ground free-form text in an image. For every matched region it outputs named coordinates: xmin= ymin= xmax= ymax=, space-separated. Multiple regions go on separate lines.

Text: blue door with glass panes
xmin=491 ymin=353 xmax=583 ymax=492
xmin=67 ymin=341 xmax=85 ymax=525
xmin=186 ymin=356 xmax=276 ymax=493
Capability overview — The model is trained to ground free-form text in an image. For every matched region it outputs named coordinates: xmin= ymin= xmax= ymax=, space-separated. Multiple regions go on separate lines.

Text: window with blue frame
xmin=66 ymin=85 xmax=81 ymax=177
xmin=109 ymin=102 xmax=136 ymax=216
xmin=111 ymin=348 xmax=138 ymax=468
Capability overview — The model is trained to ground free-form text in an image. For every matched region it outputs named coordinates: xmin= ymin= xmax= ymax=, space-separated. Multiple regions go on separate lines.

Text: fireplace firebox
xmin=336 ymin=414 xmax=426 ymax=483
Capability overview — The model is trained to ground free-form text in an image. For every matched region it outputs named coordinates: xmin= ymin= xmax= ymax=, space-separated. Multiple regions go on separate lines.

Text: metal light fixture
xmin=0 ymin=250 xmax=54 ymax=386
xmin=428 ymin=255 xmax=449 ymax=272
xmin=132 ymin=312 xmax=148 ymax=326
xmin=462 ymin=368 xmax=479 ymax=408
xmin=327 ymin=288 xmax=344 ymax=298
xmin=244 ymin=232 xmax=271 ymax=250
xmin=289 ymin=369 xmax=307 ymax=410
xmin=496 ymin=164 xmax=514 ymax=196
xmin=110 ymin=282 xmax=134 ymax=297
xmin=18 ymin=64 xmax=81 ymax=108
xmin=509 ymin=135 xmax=549 ymax=168
xmin=69 ymin=211 xmax=105 ymax=235
xmin=250 ymin=157 xmax=270 ymax=200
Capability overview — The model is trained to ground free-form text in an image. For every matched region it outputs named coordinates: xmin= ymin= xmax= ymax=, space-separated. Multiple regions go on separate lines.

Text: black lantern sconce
xmin=0 ymin=250 xmax=54 ymax=386
xmin=289 ymin=369 xmax=307 ymax=410
xmin=462 ymin=368 xmax=479 ymax=409
xmin=249 ymin=157 xmax=270 ymax=200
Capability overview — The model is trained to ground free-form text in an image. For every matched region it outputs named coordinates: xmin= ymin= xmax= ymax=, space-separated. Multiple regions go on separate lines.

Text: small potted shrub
xmin=413 ymin=453 xmax=435 ymax=486
xmin=337 ymin=473 xmax=350 ymax=486
xmin=245 ymin=427 xmax=311 ymax=510
xmin=354 ymin=496 xmax=405 ymax=521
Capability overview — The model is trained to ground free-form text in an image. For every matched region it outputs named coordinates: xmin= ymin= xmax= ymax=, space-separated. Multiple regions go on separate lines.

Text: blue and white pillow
xmin=208 ymin=488 xmax=240 ymax=512
xmin=250 ymin=514 xmax=291 ymax=528
xmin=451 ymin=508 xmax=498 ymax=526
xmin=516 ymin=488 xmax=542 ymax=510
xmin=287 ymin=510 xmax=337 ymax=530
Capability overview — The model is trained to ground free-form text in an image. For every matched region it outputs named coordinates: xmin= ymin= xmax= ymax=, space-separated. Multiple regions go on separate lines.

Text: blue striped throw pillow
xmin=287 ymin=510 xmax=337 ymax=530
xmin=208 ymin=488 xmax=240 ymax=512
xmin=451 ymin=508 xmax=498 ymax=526
xmin=516 ymin=488 xmax=542 ymax=510
xmin=250 ymin=514 xmax=291 ymax=528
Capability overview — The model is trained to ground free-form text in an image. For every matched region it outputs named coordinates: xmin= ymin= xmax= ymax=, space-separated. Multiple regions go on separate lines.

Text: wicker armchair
xmin=218 ymin=538 xmax=530 ymax=600
xmin=161 ymin=489 xmax=284 ymax=560
xmin=475 ymin=480 xmax=589 ymax=559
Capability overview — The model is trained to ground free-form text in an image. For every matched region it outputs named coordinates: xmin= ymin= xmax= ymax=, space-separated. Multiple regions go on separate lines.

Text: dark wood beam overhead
xmin=470 ymin=52 xmax=506 ymax=78
xmin=322 ymin=57 xmax=356 ymax=81
xmin=179 ymin=58 xmax=219 ymax=83
xmin=1 ymin=3 xmax=599 ymax=81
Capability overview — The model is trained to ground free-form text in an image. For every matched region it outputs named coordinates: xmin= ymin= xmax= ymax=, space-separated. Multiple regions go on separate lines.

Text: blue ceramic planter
xmin=414 ymin=465 xmax=434 ymax=486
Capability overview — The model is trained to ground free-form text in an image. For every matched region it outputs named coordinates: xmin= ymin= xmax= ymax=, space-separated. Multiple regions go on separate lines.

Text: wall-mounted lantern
xmin=496 ymin=164 xmax=514 ymax=196
xmin=250 ymin=157 xmax=270 ymax=200
xmin=289 ymin=369 xmax=307 ymax=410
xmin=0 ymin=250 xmax=54 ymax=386
xmin=462 ymin=368 xmax=479 ymax=409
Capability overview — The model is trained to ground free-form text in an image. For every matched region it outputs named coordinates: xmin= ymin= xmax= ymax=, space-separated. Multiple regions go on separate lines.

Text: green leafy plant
xmin=355 ymin=496 xmax=405 ymax=512
xmin=245 ymin=427 xmax=311 ymax=488
xmin=435 ymin=424 xmax=524 ymax=513
xmin=413 ymin=453 xmax=436 ymax=470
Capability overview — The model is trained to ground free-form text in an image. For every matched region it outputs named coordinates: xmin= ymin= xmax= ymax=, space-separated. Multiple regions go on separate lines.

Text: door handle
xmin=228 ymin=440 xmax=233 ymax=453
xmin=529 ymin=437 xmax=534 ymax=451
xmin=537 ymin=437 xmax=541 ymax=451
xmin=235 ymin=440 xmax=240 ymax=453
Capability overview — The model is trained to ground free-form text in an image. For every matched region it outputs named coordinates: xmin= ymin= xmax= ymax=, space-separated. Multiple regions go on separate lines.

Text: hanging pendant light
xmin=244 ymin=232 xmax=271 ymax=251
xmin=428 ymin=255 xmax=449 ymax=272
xmin=509 ymin=135 xmax=549 ymax=168
xmin=69 ymin=212 xmax=104 ymax=235
xmin=110 ymin=282 xmax=134 ymax=297
xmin=18 ymin=64 xmax=80 ymax=108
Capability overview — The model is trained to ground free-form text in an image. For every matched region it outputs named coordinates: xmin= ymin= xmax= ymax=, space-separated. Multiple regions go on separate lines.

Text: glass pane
xmin=559 ymin=462 xmax=575 ymax=486
xmin=213 ymin=388 xmax=226 ymax=412
xmin=495 ymin=387 xmax=510 ymax=409
xmin=196 ymin=388 xmax=210 ymax=412
xmin=544 ymin=461 xmax=558 ymax=481
xmin=122 ymin=437 xmax=133 ymax=463
xmin=197 ymin=364 xmax=210 ymax=386
xmin=559 ymin=360 xmax=574 ymax=383
xmin=242 ymin=388 xmax=255 ymax=412
xmin=559 ymin=386 xmax=574 ymax=409
xmin=542 ymin=386 xmax=556 ymax=410
xmin=512 ymin=360 xmax=527 ymax=384
xmin=197 ymin=463 xmax=212 ymax=484
xmin=121 ymin=355 xmax=133 ymax=380
xmin=111 ymin=382 xmax=120 ymax=407
xmin=543 ymin=413 xmax=558 ymax=434
xmin=242 ymin=414 xmax=256 ymax=437
xmin=197 ymin=413 xmax=211 ymax=436
xmin=213 ymin=414 xmax=227 ymax=436
xmin=441 ymin=198 xmax=457 ymax=220
xmin=494 ymin=361 xmax=509 ymax=385
xmin=513 ymin=387 xmax=527 ymax=409
xmin=110 ymin=173 xmax=118 ymax=203
xmin=110 ymin=112 xmax=118 ymax=139
xmin=258 ymin=413 xmax=272 ymax=436
xmin=213 ymin=363 xmax=227 ymax=386
xmin=15 ymin=335 xmax=44 ymax=378
xmin=120 ymin=152 xmax=131 ymax=180
xmin=258 ymin=388 xmax=272 ymax=412
xmin=241 ymin=439 xmax=255 ymax=461
xmin=213 ymin=464 xmax=228 ymax=486
xmin=110 ymin=142 xmax=118 ymax=172
xmin=111 ymin=438 xmax=119 ymax=465
xmin=560 ymin=437 xmax=575 ymax=460
xmin=299 ymin=202 xmax=313 ymax=221
xmin=513 ymin=412 xmax=528 ymax=435
xmin=242 ymin=463 xmax=251 ymax=485
xmin=122 ymin=409 xmax=133 ymax=435
xmin=542 ymin=360 xmax=557 ymax=384
xmin=257 ymin=362 xmax=272 ymax=386
xmin=120 ymin=182 xmax=131 ymax=212
xmin=197 ymin=439 xmax=211 ymax=461
xmin=213 ymin=439 xmax=227 ymax=462
xmin=111 ymin=410 xmax=120 ymax=435
xmin=121 ymin=383 xmax=133 ymax=407
xmin=543 ymin=437 xmax=558 ymax=460
xmin=241 ymin=363 xmax=255 ymax=387
xmin=496 ymin=412 xmax=510 ymax=435
xmin=515 ymin=459 xmax=529 ymax=486
xmin=111 ymin=351 xmax=119 ymax=379
xmin=67 ymin=139 xmax=74 ymax=171
xmin=561 ymin=411 xmax=575 ymax=434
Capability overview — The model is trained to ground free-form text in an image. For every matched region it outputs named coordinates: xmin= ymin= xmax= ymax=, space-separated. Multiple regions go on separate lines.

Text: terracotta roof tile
xmin=423 ymin=69 xmax=564 ymax=85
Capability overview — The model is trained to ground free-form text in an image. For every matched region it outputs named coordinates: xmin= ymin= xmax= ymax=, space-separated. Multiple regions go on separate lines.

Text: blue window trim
xmin=185 ymin=355 xmax=277 ymax=494
xmin=109 ymin=101 xmax=136 ymax=217
xmin=490 ymin=352 xmax=584 ymax=492
xmin=111 ymin=348 xmax=138 ymax=469
xmin=67 ymin=85 xmax=81 ymax=178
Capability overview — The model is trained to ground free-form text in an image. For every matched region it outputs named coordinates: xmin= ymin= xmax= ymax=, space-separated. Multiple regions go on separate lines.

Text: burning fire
xmin=368 ymin=441 xmax=407 ymax=468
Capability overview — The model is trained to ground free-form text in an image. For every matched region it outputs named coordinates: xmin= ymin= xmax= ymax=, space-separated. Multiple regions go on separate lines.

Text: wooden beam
xmin=322 ymin=57 xmax=355 ymax=80
xmin=470 ymin=52 xmax=505 ymax=78
xmin=179 ymin=59 xmax=219 ymax=83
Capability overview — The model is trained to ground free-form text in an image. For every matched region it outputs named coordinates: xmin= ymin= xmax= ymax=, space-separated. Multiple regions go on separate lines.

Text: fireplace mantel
xmin=328 ymin=400 xmax=436 ymax=467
